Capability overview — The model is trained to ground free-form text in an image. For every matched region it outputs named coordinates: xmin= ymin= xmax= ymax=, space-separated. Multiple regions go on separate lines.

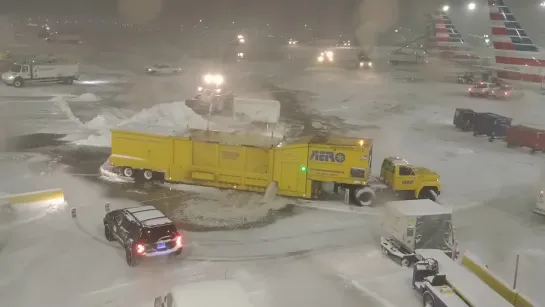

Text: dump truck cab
xmin=380 ymin=157 xmax=440 ymax=200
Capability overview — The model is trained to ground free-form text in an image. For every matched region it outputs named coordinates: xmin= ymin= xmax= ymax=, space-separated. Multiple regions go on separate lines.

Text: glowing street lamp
xmin=467 ymin=2 xmax=476 ymax=11
xmin=442 ymin=5 xmax=450 ymax=12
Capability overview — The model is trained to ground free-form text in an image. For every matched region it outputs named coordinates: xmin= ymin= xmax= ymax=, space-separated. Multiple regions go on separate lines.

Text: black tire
xmin=126 ymin=248 xmax=139 ymax=267
xmin=104 ymin=224 xmax=115 ymax=241
xmin=172 ymin=248 xmax=183 ymax=256
xmin=13 ymin=78 xmax=24 ymax=88
xmin=401 ymin=258 xmax=411 ymax=267
xmin=63 ymin=78 xmax=73 ymax=85
xmin=488 ymin=134 xmax=495 ymax=142
xmin=351 ymin=186 xmax=375 ymax=207
xmin=531 ymin=148 xmax=537 ymax=154
xmin=142 ymin=170 xmax=154 ymax=181
xmin=423 ymin=291 xmax=435 ymax=307
xmin=381 ymin=246 xmax=389 ymax=256
xmin=419 ymin=187 xmax=438 ymax=201
xmin=122 ymin=167 xmax=134 ymax=178
xmin=473 ymin=131 xmax=478 ymax=137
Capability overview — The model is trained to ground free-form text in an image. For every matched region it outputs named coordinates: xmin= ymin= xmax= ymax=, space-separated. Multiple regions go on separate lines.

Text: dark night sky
xmin=1 ymin=0 xmax=360 ymax=23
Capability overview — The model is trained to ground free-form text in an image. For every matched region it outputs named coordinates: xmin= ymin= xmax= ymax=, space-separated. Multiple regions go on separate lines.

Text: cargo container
xmin=380 ymin=199 xmax=455 ymax=267
xmin=109 ymin=127 xmax=375 ymax=203
xmin=472 ymin=112 xmax=512 ymax=142
xmin=506 ymin=124 xmax=545 ymax=153
xmin=453 ymin=108 xmax=478 ymax=131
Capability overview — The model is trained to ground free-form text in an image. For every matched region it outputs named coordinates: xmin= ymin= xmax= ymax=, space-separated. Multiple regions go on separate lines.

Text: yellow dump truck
xmin=108 ymin=128 xmax=440 ymax=206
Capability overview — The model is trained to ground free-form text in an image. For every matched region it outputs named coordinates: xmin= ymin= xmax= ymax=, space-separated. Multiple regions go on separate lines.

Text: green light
xmin=300 ymin=166 xmax=307 ymax=172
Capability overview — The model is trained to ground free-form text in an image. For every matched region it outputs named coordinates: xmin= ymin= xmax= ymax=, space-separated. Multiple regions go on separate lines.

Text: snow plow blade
xmin=185 ymin=99 xmax=211 ymax=116
xmin=0 ymin=189 xmax=65 ymax=206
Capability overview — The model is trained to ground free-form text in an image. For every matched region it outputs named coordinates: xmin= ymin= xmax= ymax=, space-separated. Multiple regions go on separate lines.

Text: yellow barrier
xmin=0 ymin=189 xmax=65 ymax=205
xmin=461 ymin=252 xmax=537 ymax=307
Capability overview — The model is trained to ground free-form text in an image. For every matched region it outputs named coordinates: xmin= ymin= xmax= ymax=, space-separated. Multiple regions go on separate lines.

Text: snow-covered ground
xmin=2 ymin=44 xmax=545 ymax=306
xmin=277 ymin=66 xmax=545 ymax=303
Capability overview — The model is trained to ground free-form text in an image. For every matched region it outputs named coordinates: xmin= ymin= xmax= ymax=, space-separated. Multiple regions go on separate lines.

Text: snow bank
xmin=48 ymin=93 xmax=101 ymax=103
xmin=76 ymin=101 xmax=226 ymax=147
xmin=163 ymin=183 xmax=291 ymax=228
xmin=52 ymin=99 xmax=83 ymax=125
xmin=72 ymin=93 xmax=101 ymax=102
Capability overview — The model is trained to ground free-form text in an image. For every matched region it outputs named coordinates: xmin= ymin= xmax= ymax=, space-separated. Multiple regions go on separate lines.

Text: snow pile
xmin=48 ymin=95 xmax=74 ymax=103
xmin=85 ymin=114 xmax=124 ymax=131
xmin=164 ymin=183 xmax=292 ymax=228
xmin=52 ymin=99 xmax=84 ymax=126
xmin=75 ymin=101 xmax=226 ymax=147
xmin=48 ymin=93 xmax=101 ymax=102
xmin=99 ymin=159 xmax=132 ymax=183
xmin=72 ymin=93 xmax=101 ymax=102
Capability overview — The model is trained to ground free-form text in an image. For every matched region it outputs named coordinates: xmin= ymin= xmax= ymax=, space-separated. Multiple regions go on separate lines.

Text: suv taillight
xmin=175 ymin=234 xmax=183 ymax=247
xmin=136 ymin=243 xmax=145 ymax=254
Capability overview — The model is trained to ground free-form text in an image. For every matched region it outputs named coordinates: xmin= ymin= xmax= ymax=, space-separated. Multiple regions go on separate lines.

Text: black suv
xmin=103 ymin=205 xmax=183 ymax=267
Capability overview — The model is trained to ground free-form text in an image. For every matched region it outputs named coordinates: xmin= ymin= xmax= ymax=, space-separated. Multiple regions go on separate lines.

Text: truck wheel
xmin=423 ymin=292 xmax=435 ymax=307
xmin=419 ymin=187 xmax=438 ymax=201
xmin=473 ymin=131 xmax=478 ymax=137
xmin=488 ymin=133 xmax=495 ymax=142
xmin=401 ymin=258 xmax=411 ymax=267
xmin=125 ymin=248 xmax=139 ymax=267
xmin=63 ymin=78 xmax=73 ymax=85
xmin=13 ymin=78 xmax=24 ymax=88
xmin=353 ymin=186 xmax=375 ymax=206
xmin=381 ymin=246 xmax=389 ymax=255
xmin=122 ymin=167 xmax=134 ymax=178
xmin=143 ymin=170 xmax=153 ymax=181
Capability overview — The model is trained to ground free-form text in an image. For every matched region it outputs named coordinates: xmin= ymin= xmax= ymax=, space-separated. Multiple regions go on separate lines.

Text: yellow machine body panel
xmin=272 ymin=143 xmax=311 ymax=197
xmin=168 ymin=130 xmax=276 ymax=192
xmin=110 ymin=129 xmax=174 ymax=174
xmin=306 ymin=136 xmax=372 ymax=185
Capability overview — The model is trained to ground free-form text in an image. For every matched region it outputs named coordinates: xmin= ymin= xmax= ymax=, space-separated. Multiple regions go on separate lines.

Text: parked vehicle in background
xmin=453 ymin=108 xmax=479 ymax=131
xmin=145 ymin=64 xmax=182 ymax=75
xmin=506 ymin=125 xmax=545 ymax=153
xmin=489 ymin=84 xmax=525 ymax=100
xmin=1 ymin=59 xmax=79 ymax=87
xmin=472 ymin=112 xmax=512 ymax=142
xmin=468 ymin=82 xmax=499 ymax=97
xmin=389 ymin=49 xmax=427 ymax=65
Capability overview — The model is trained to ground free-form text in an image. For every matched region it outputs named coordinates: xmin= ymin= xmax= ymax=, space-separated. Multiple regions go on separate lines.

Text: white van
xmin=154 ymin=280 xmax=254 ymax=307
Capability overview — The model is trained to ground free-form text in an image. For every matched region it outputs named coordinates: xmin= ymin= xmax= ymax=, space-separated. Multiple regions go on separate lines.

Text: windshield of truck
xmin=8 ymin=64 xmax=21 ymax=72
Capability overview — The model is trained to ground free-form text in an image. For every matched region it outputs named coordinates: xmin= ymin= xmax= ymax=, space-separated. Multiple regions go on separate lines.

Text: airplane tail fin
xmin=426 ymin=10 xmax=478 ymax=61
xmin=488 ymin=0 xmax=540 ymax=67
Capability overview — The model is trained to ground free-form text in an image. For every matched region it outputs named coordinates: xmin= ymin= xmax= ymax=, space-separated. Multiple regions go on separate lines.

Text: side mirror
xmin=154 ymin=296 xmax=164 ymax=307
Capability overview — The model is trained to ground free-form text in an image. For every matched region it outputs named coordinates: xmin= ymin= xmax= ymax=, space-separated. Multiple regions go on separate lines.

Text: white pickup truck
xmin=389 ymin=49 xmax=428 ymax=65
xmin=1 ymin=61 xmax=79 ymax=87
xmin=145 ymin=64 xmax=182 ymax=75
